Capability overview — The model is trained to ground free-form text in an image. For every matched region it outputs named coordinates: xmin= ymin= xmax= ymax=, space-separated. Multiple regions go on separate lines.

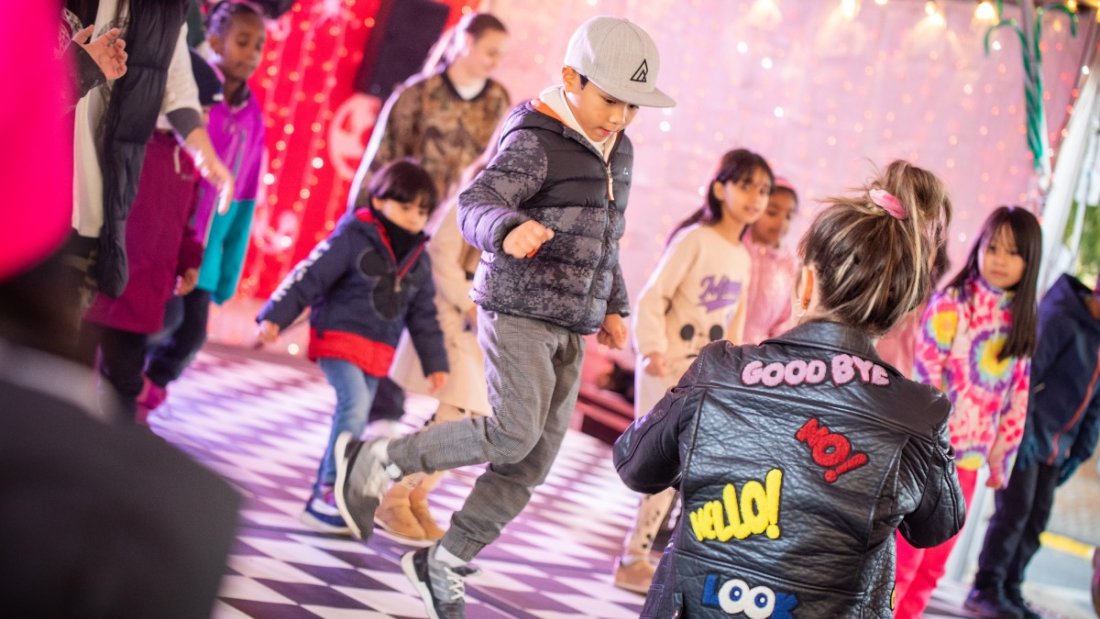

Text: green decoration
xmin=983 ymin=0 xmax=1079 ymax=189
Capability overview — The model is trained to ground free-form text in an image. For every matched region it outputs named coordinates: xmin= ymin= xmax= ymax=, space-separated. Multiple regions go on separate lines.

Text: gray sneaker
xmin=333 ymin=433 xmax=392 ymax=540
xmin=402 ymin=545 xmax=480 ymax=619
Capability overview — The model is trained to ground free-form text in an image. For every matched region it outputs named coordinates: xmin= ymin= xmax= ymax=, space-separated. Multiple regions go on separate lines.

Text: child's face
xmin=562 ymin=67 xmax=639 ymax=142
xmin=210 ymin=11 xmax=266 ymax=83
xmin=717 ymin=168 xmax=770 ymax=227
xmin=979 ymin=225 xmax=1026 ymax=290
xmin=374 ymin=197 xmax=429 ymax=234
xmin=751 ymin=189 xmax=796 ymax=247
xmin=456 ymin=30 xmax=508 ymax=80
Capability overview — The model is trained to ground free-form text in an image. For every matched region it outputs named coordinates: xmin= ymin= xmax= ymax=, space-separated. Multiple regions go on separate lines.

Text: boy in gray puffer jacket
xmin=333 ymin=15 xmax=675 ymax=619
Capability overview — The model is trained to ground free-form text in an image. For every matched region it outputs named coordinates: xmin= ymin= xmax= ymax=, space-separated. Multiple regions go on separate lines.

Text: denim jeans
xmin=315 ymin=357 xmax=379 ymax=492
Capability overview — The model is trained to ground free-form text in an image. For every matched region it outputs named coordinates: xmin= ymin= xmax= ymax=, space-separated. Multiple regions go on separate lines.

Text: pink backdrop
xmin=485 ymin=0 xmax=1095 ymax=296
xmin=236 ymin=0 xmax=1095 ymax=306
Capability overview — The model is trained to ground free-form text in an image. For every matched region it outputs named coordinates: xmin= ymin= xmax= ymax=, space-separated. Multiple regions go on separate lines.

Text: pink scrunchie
xmin=869 ymin=189 xmax=907 ymax=220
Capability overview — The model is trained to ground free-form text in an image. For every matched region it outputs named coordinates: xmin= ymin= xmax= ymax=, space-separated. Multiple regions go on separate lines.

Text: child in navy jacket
xmin=257 ymin=159 xmax=448 ymax=534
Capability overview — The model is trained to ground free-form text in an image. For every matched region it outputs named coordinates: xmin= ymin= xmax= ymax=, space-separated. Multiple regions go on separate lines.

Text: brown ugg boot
xmin=375 ymin=485 xmax=426 ymax=541
xmin=409 ymin=472 xmax=446 ymax=541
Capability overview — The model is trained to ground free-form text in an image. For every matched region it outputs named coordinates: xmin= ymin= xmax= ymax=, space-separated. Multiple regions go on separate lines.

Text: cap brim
xmin=592 ymin=78 xmax=676 ymax=108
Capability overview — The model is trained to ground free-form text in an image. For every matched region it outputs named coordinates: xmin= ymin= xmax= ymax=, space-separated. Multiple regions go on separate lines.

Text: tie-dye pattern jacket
xmin=915 ymin=276 xmax=1031 ymax=481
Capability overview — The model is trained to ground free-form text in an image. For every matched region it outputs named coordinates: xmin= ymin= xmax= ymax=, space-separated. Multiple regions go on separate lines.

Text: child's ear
xmin=562 ymin=66 xmax=582 ymax=94
xmin=370 ymin=196 xmax=383 ymax=211
xmin=712 ymin=180 xmax=726 ymax=202
xmin=208 ymin=33 xmax=224 ymax=57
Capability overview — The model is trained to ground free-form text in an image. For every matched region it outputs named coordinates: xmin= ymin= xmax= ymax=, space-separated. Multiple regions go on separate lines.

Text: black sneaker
xmin=1004 ymin=586 xmax=1042 ymax=619
xmin=964 ymin=587 xmax=1025 ymax=619
xmin=402 ymin=545 xmax=480 ymax=619
xmin=333 ymin=433 xmax=393 ymax=540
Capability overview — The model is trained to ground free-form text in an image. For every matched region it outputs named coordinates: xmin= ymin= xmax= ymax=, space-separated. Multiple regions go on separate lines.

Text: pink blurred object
xmin=0 ymin=3 xmax=71 ymax=280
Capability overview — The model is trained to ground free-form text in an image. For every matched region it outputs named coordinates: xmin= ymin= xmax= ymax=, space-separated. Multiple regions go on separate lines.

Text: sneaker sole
xmin=333 ymin=432 xmax=380 ymax=541
xmin=401 ymin=550 xmax=441 ymax=619
xmin=298 ymin=510 xmax=351 ymax=536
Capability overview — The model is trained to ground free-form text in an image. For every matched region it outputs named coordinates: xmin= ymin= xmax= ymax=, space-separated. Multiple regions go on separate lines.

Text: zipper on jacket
xmin=1046 ymin=348 xmax=1100 ymax=465
xmin=605 ymin=160 xmax=615 ymax=201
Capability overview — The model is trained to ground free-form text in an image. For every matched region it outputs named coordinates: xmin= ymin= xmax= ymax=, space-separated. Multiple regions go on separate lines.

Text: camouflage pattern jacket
xmin=457 ymin=101 xmax=633 ymax=334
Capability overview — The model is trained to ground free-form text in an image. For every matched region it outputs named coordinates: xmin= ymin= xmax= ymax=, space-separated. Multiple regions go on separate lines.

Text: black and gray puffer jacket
xmin=457 ymin=100 xmax=632 ymax=335
xmin=614 ymin=320 xmax=967 ymax=618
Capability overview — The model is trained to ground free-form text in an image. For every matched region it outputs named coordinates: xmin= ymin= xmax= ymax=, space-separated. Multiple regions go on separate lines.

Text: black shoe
xmin=333 ymin=433 xmax=392 ymax=540
xmin=964 ymin=587 xmax=1025 ymax=619
xmin=402 ymin=545 xmax=480 ymax=619
xmin=1004 ymin=586 xmax=1042 ymax=619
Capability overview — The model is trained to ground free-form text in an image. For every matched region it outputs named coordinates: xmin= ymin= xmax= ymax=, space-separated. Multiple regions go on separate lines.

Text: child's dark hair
xmin=771 ymin=179 xmax=799 ymax=207
xmin=669 ymin=148 xmax=774 ymax=242
xmin=799 ymin=160 xmax=953 ymax=337
xmin=944 ymin=205 xmax=1041 ymax=359
xmin=422 ymin=12 xmax=507 ymax=75
xmin=206 ymin=1 xmax=263 ymax=36
xmin=366 ymin=159 xmax=440 ymax=215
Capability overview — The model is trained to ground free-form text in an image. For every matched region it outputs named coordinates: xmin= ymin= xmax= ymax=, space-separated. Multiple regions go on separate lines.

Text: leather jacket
xmin=614 ymin=321 xmax=966 ymax=618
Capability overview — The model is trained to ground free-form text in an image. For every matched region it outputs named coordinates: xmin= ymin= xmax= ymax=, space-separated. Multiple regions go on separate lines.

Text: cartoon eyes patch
xmin=702 ymin=574 xmax=799 ymax=618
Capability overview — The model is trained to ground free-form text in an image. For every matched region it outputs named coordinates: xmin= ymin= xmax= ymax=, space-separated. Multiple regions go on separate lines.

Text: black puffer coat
xmin=614 ymin=320 xmax=966 ymax=618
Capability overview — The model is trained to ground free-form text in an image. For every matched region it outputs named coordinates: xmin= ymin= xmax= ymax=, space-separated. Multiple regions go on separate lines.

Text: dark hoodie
xmin=1026 ymin=273 xmax=1100 ymax=466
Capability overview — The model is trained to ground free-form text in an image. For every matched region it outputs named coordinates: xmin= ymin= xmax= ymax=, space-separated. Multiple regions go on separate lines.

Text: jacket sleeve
xmin=161 ymin=26 xmax=203 ymax=138
xmin=914 ymin=291 xmax=958 ymax=391
xmin=457 ymin=129 xmax=547 ymax=253
xmin=256 ymin=230 xmax=352 ymax=329
xmin=427 ymin=203 xmax=476 ymax=314
xmin=613 ymin=354 xmax=705 ymax=494
xmin=347 ymin=85 xmax=420 ymax=211
xmin=988 ymin=358 xmax=1031 ymax=481
xmin=607 ymin=261 xmax=630 ymax=317
xmin=405 ymin=255 xmax=449 ymax=376
xmin=898 ymin=409 xmax=967 ymax=548
xmin=633 ymin=229 xmax=701 ymax=357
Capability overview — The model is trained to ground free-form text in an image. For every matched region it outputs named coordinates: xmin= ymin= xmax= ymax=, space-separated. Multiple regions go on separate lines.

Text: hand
xmin=986 ymin=468 xmax=1006 ymax=489
xmin=256 ymin=320 xmax=280 ymax=345
xmin=597 ymin=313 xmax=628 ymax=349
xmin=1057 ymin=457 xmax=1083 ymax=487
xmin=643 ymin=351 xmax=669 ymax=377
xmin=74 ymin=25 xmax=128 ymax=81
xmin=175 ymin=268 xmax=199 ymax=295
xmin=185 ymin=128 xmax=235 ymax=215
xmin=427 ymin=372 xmax=448 ymax=394
xmin=502 ymin=220 xmax=554 ymax=259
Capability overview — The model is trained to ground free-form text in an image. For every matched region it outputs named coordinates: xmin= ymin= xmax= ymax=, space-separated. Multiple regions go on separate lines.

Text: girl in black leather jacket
xmin=615 ymin=160 xmax=966 ymax=618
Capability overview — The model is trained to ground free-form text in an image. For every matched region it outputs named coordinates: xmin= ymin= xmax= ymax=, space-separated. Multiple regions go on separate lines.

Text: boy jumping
xmin=334 ymin=16 xmax=675 ymax=618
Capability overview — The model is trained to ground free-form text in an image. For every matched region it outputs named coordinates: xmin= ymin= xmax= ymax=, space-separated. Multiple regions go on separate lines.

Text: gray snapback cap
xmin=563 ymin=16 xmax=676 ymax=108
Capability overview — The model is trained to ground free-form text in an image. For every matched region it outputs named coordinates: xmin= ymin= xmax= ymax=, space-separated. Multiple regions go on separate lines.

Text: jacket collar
xmin=767 ymin=320 xmax=884 ymax=364
xmin=521 ymin=99 xmax=622 ymax=162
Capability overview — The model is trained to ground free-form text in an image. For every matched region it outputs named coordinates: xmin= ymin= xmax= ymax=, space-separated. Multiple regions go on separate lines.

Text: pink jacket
xmin=914 ymin=276 xmax=1030 ymax=480
xmin=742 ymin=235 xmax=798 ymax=345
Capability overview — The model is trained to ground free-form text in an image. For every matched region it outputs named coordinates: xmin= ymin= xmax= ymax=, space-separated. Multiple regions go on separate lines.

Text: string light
xmin=974 ymin=1 xmax=997 ymax=24
xmin=841 ymin=0 xmax=860 ymax=21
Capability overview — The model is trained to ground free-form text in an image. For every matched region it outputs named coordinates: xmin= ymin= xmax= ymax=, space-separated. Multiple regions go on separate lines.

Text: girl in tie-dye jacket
xmin=894 ymin=205 xmax=1042 ymax=619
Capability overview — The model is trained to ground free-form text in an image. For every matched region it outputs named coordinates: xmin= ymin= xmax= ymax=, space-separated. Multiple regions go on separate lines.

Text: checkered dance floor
xmin=150 ymin=345 xmax=647 ymax=619
xmin=149 ymin=345 xmax=1091 ymax=618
